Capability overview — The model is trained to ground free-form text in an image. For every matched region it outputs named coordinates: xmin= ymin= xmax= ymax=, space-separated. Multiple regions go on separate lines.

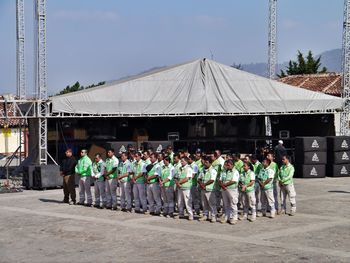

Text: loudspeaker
xmin=295 ymin=137 xmax=327 ymax=152
xmin=327 ymin=136 xmax=350 ymax=152
xmin=295 ymin=164 xmax=326 ymax=178
xmin=295 ymin=151 xmax=327 ymax=165
xmin=33 ymin=165 xmax=62 ymax=189
xmin=328 ymin=151 xmax=350 ymax=164
xmin=22 ymin=165 xmax=36 ymax=189
xmin=327 ymin=164 xmax=350 ymax=177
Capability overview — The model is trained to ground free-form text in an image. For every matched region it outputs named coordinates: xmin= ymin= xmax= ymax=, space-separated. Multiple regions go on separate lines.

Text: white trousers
xmin=242 ymin=191 xmax=256 ymax=216
xmin=161 ymin=186 xmax=175 ymax=214
xmin=94 ymin=180 xmax=106 ymax=205
xmin=221 ymin=189 xmax=238 ymax=220
xmin=105 ymin=178 xmax=118 ymax=208
xmin=133 ymin=183 xmax=147 ymax=211
xmin=79 ymin=176 xmax=92 ymax=205
xmin=120 ymin=181 xmax=132 ymax=209
xmin=201 ymin=191 xmax=217 ymax=218
xmin=280 ymin=184 xmax=296 ymax=212
xmin=147 ymin=183 xmax=162 ymax=213
xmin=177 ymin=188 xmax=193 ymax=217
xmin=261 ymin=188 xmax=275 ymax=213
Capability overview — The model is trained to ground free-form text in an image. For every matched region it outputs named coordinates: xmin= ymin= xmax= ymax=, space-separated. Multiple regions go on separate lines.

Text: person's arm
xmin=281 ymin=166 xmax=295 ymax=184
xmin=224 ymin=171 xmax=239 ymax=187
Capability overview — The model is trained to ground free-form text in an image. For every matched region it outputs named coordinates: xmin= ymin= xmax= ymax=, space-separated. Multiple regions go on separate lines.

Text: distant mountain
xmin=240 ymin=48 xmax=342 ymax=77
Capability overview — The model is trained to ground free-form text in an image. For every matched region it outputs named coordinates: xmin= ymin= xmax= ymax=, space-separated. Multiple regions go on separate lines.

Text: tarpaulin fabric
xmin=51 ymin=59 xmax=343 ymax=116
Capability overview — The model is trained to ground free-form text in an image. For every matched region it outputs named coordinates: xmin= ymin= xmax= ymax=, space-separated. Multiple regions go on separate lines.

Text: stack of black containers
xmin=295 ymin=137 xmax=327 ymax=178
xmin=326 ymin=136 xmax=350 ymax=177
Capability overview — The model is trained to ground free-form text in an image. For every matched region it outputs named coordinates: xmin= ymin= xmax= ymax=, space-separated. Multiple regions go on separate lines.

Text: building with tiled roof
xmin=0 ymin=96 xmax=26 ymax=128
xmin=279 ymin=73 xmax=342 ymax=97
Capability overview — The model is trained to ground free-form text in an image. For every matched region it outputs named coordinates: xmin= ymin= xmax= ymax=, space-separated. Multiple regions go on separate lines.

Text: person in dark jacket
xmin=274 ymin=140 xmax=287 ymax=167
xmin=60 ymin=149 xmax=77 ymax=204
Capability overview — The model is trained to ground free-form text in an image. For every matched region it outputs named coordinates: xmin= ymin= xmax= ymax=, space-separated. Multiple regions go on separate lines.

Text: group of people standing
xmin=60 ymin=143 xmax=297 ymax=225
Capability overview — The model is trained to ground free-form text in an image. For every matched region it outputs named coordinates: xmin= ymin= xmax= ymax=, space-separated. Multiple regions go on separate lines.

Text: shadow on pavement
xmin=39 ymin=198 xmax=64 ymax=204
xmin=328 ymin=190 xmax=350 ymax=194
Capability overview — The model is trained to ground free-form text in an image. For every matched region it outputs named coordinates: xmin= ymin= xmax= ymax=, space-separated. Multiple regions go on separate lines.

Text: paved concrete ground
xmin=0 ymin=178 xmax=350 ymax=263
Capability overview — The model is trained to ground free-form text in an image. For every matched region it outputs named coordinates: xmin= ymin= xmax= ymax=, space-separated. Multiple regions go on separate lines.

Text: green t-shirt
xmin=219 ymin=168 xmax=239 ymax=190
xmin=257 ymin=168 xmax=274 ymax=190
xmin=133 ymin=160 xmax=146 ymax=184
xmin=118 ymin=160 xmax=132 ymax=183
xmin=279 ymin=163 xmax=295 ymax=185
xmin=105 ymin=155 xmax=119 ymax=179
xmin=161 ymin=164 xmax=175 ymax=187
xmin=147 ymin=162 xmax=160 ymax=183
xmin=234 ymin=159 xmax=244 ymax=173
xmin=269 ymin=161 xmax=279 ymax=181
xmin=190 ymin=162 xmax=199 ymax=185
xmin=239 ymin=170 xmax=255 ymax=193
xmin=75 ymin=155 xmax=92 ymax=177
xmin=199 ymin=166 xmax=217 ymax=192
xmin=178 ymin=165 xmax=193 ymax=190
xmin=92 ymin=160 xmax=105 ymax=182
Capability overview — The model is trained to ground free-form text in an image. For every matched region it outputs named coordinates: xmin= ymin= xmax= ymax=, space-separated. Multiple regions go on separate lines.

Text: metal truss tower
xmin=341 ymin=0 xmax=350 ymax=135
xmin=34 ymin=0 xmax=48 ymax=164
xmin=265 ymin=0 xmax=277 ymax=142
xmin=16 ymin=0 xmax=26 ymax=99
xmin=268 ymin=0 xmax=277 ymax=80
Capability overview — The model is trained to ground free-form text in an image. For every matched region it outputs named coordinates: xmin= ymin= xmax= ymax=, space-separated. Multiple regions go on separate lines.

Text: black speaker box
xmin=22 ymin=165 xmax=36 ymax=189
xmin=327 ymin=164 xmax=350 ymax=177
xmin=326 ymin=136 xmax=350 ymax=152
xmin=295 ymin=151 xmax=327 ymax=165
xmin=33 ymin=165 xmax=62 ymax=189
xmin=295 ymin=137 xmax=327 ymax=152
xmin=328 ymin=151 xmax=350 ymax=164
xmin=295 ymin=164 xmax=326 ymax=178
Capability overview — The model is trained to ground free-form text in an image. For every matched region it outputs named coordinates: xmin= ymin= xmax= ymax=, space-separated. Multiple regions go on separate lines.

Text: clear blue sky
xmin=0 ymin=0 xmax=344 ymax=95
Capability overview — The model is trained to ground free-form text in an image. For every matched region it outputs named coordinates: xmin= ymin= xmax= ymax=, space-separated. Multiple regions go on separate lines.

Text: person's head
xmin=150 ymin=153 xmax=158 ymax=163
xmin=147 ymin=148 xmax=153 ymax=155
xmin=282 ymin=155 xmax=290 ymax=165
xmin=183 ymin=149 xmax=189 ymax=157
xmin=143 ymin=151 xmax=149 ymax=160
xmin=250 ymin=154 xmax=258 ymax=164
xmin=225 ymin=153 xmax=233 ymax=160
xmin=266 ymin=152 xmax=274 ymax=161
xmin=65 ymin=149 xmax=72 ymax=158
xmin=80 ymin=149 xmax=88 ymax=157
xmin=166 ymin=145 xmax=173 ymax=154
xmin=127 ymin=144 xmax=135 ymax=152
xmin=188 ymin=154 xmax=196 ymax=164
xmin=181 ymin=157 xmax=189 ymax=167
xmin=233 ymin=153 xmax=240 ymax=161
xmin=215 ymin=149 xmax=221 ymax=157
xmin=244 ymin=155 xmax=251 ymax=163
xmin=107 ymin=149 xmax=115 ymax=158
xmin=174 ymin=154 xmax=181 ymax=163
xmin=278 ymin=140 xmax=284 ymax=145
xmin=121 ymin=152 xmax=129 ymax=162
xmin=224 ymin=159 xmax=234 ymax=170
xmin=262 ymin=158 xmax=271 ymax=168
xmin=158 ymin=153 xmax=164 ymax=162
xmin=135 ymin=152 xmax=142 ymax=162
xmin=95 ymin=153 xmax=102 ymax=162
xmin=195 ymin=149 xmax=202 ymax=160
xmin=203 ymin=156 xmax=213 ymax=169
xmin=243 ymin=161 xmax=253 ymax=172
xmin=164 ymin=156 xmax=171 ymax=166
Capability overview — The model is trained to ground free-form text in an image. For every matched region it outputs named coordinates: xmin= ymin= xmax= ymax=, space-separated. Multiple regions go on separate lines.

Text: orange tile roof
xmin=0 ymin=96 xmax=26 ymax=127
xmin=279 ymin=73 xmax=342 ymax=97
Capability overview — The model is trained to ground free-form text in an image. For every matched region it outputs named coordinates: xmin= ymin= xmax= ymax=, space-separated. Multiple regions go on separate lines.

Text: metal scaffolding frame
xmin=341 ymin=0 xmax=350 ymax=135
xmin=34 ymin=0 xmax=48 ymax=165
xmin=268 ymin=0 xmax=277 ymax=80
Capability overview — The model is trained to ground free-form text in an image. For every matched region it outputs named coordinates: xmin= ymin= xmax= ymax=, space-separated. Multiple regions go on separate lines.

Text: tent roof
xmin=51 ymin=59 xmax=343 ymax=117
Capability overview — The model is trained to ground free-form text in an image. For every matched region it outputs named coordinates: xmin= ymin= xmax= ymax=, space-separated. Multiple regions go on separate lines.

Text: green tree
xmin=57 ymin=81 xmax=105 ymax=95
xmin=278 ymin=50 xmax=327 ymax=78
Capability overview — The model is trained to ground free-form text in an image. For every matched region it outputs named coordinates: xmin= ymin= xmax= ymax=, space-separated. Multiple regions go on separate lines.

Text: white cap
xmin=278 ymin=140 xmax=283 ymax=145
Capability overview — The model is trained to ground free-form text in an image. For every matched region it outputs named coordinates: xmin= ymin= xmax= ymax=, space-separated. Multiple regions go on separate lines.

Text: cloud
xmin=53 ymin=10 xmax=119 ymax=22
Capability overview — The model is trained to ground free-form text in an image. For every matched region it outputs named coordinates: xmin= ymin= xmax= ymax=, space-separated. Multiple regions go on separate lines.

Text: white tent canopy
xmin=51 ymin=59 xmax=343 ymax=117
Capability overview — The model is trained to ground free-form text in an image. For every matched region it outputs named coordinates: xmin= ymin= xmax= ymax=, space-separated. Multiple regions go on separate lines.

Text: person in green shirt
xmin=198 ymin=157 xmax=218 ymax=223
xmin=219 ymin=160 xmax=240 ymax=224
xmin=212 ymin=151 xmax=224 ymax=214
xmin=117 ymin=152 xmax=133 ymax=212
xmin=132 ymin=152 xmax=147 ymax=213
xmin=105 ymin=149 xmax=119 ymax=210
xmin=166 ymin=145 xmax=175 ymax=164
xmin=278 ymin=155 xmax=296 ymax=216
xmin=175 ymin=157 xmax=194 ymax=220
xmin=257 ymin=158 xmax=276 ymax=218
xmin=160 ymin=156 xmax=175 ymax=217
xmin=188 ymin=154 xmax=201 ymax=215
xmin=146 ymin=153 xmax=162 ymax=216
xmin=267 ymin=152 xmax=280 ymax=212
xmin=251 ymin=155 xmax=263 ymax=213
xmin=91 ymin=153 xmax=106 ymax=209
xmin=233 ymin=153 xmax=244 ymax=173
xmin=75 ymin=149 xmax=93 ymax=206
xmin=239 ymin=161 xmax=256 ymax=222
